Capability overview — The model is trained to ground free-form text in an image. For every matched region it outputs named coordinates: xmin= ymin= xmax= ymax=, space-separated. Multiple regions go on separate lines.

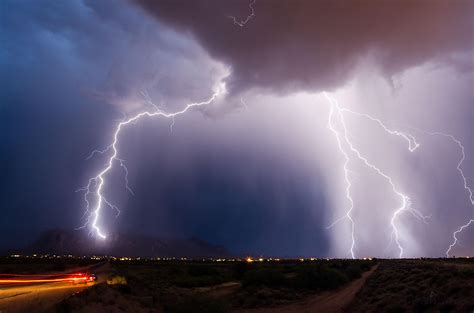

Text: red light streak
xmin=0 ymin=273 xmax=91 ymax=284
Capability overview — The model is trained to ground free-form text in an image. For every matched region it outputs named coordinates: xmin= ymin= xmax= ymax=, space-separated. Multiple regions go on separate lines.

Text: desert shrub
xmin=459 ymin=303 xmax=474 ymax=312
xmin=54 ymin=296 xmax=85 ymax=313
xmin=431 ymin=271 xmax=450 ymax=285
xmin=94 ymin=283 xmax=108 ymax=295
xmin=187 ymin=264 xmax=219 ymax=277
xmin=459 ymin=268 xmax=474 ymax=278
xmin=439 ymin=302 xmax=456 ymax=313
xmin=55 ymin=301 xmax=74 ymax=313
xmin=174 ymin=275 xmax=224 ymax=287
xmin=117 ymin=284 xmax=132 ymax=294
xmin=293 ymin=266 xmax=348 ymax=290
xmin=107 ymin=275 xmax=127 ymax=285
xmin=385 ymin=303 xmax=406 ymax=313
xmin=447 ymin=285 xmax=461 ymax=296
xmin=242 ymin=269 xmax=287 ymax=288
xmin=360 ymin=260 xmax=374 ymax=271
xmin=413 ymin=296 xmax=433 ymax=313
xmin=344 ymin=264 xmax=362 ymax=279
xmin=235 ymin=287 xmax=300 ymax=308
xmin=53 ymin=260 xmax=67 ymax=271
xmin=165 ymin=295 xmax=230 ymax=313
xmin=167 ymin=265 xmax=185 ymax=276
xmin=232 ymin=261 xmax=250 ymax=280
xmin=241 ymin=294 xmax=259 ymax=308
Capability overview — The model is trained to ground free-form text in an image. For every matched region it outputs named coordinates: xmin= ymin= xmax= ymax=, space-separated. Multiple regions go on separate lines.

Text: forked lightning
xmin=79 ymin=84 xmax=225 ymax=238
xmin=324 ymin=93 xmax=429 ymax=258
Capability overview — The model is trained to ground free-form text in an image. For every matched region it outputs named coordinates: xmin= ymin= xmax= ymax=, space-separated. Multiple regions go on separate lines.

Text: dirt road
xmin=0 ymin=281 xmax=93 ymax=313
xmin=0 ymin=262 xmax=109 ymax=313
xmin=236 ymin=264 xmax=379 ymax=313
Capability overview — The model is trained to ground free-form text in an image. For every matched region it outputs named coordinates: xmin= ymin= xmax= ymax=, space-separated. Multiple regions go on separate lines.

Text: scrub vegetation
xmin=50 ymin=258 xmax=376 ymax=312
xmin=2 ymin=257 xmax=471 ymax=313
xmin=346 ymin=259 xmax=474 ymax=313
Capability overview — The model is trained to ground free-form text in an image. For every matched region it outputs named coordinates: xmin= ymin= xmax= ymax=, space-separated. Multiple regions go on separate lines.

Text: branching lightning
xmin=340 ymin=108 xmax=420 ymax=152
xmin=79 ymin=84 xmax=467 ymax=257
xmin=228 ymin=0 xmax=256 ymax=27
xmin=324 ymin=93 xmax=429 ymax=258
xmin=79 ymin=84 xmax=225 ymax=239
xmin=448 ymin=220 xmax=474 ymax=256
xmin=411 ymin=130 xmax=473 ymax=257
xmin=326 ymin=95 xmax=356 ymax=259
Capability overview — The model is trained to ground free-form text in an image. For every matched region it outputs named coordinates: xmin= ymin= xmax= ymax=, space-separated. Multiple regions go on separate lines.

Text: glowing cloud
xmin=324 ymin=93 xmax=429 ymax=258
xmin=79 ymin=82 xmax=226 ymax=239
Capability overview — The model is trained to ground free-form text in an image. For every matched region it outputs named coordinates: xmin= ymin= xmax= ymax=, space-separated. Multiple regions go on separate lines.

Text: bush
xmin=413 ymin=297 xmax=433 ymax=313
xmin=55 ymin=301 xmax=73 ymax=313
xmin=386 ymin=304 xmax=406 ymax=313
xmin=293 ymin=266 xmax=348 ymax=291
xmin=439 ymin=302 xmax=456 ymax=313
xmin=345 ymin=264 xmax=362 ymax=280
xmin=188 ymin=265 xmax=219 ymax=277
xmin=360 ymin=261 xmax=373 ymax=271
xmin=107 ymin=275 xmax=127 ymax=285
xmin=165 ymin=295 xmax=230 ymax=313
xmin=233 ymin=262 xmax=249 ymax=280
xmin=242 ymin=269 xmax=287 ymax=288
xmin=459 ymin=268 xmax=474 ymax=278
xmin=53 ymin=260 xmax=67 ymax=272
xmin=117 ymin=284 xmax=132 ymax=294
xmin=174 ymin=275 xmax=224 ymax=287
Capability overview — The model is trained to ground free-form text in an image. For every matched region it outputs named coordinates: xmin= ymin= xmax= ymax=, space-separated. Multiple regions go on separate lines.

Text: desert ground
xmin=0 ymin=257 xmax=472 ymax=313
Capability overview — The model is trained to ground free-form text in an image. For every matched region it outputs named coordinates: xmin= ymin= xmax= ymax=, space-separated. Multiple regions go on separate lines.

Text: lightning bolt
xmin=324 ymin=93 xmax=429 ymax=258
xmin=79 ymin=84 xmax=225 ymax=239
xmin=228 ymin=0 xmax=256 ymax=27
xmin=410 ymin=130 xmax=473 ymax=257
xmin=448 ymin=220 xmax=473 ymax=257
xmin=326 ymin=95 xmax=356 ymax=259
xmin=340 ymin=108 xmax=420 ymax=152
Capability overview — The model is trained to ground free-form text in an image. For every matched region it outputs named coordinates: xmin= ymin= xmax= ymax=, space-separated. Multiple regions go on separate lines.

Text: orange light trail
xmin=0 ymin=274 xmax=91 ymax=284
xmin=0 ymin=273 xmax=74 ymax=277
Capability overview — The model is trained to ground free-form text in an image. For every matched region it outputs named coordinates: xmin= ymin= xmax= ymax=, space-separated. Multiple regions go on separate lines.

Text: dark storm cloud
xmin=135 ymin=0 xmax=474 ymax=94
xmin=0 ymin=0 xmax=330 ymax=256
xmin=0 ymin=0 xmax=213 ymax=247
xmin=2 ymin=0 xmax=471 ymax=258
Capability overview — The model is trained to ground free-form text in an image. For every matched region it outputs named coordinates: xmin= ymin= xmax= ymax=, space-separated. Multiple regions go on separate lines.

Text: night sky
xmin=1 ymin=0 xmax=473 ymax=258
